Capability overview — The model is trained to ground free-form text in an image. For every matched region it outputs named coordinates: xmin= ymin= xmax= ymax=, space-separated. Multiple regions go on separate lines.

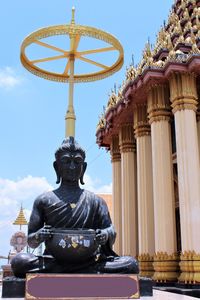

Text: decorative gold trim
xmin=25 ymin=291 xmax=36 ymax=300
xmin=179 ymin=251 xmax=200 ymax=284
xmin=154 ymin=252 xmax=179 ymax=261
xmin=20 ymin=24 xmax=124 ymax=83
xmin=148 ymin=107 xmax=171 ymax=124
xmin=26 ymin=274 xmax=39 ymax=300
xmin=138 ymin=253 xmax=154 ymax=261
xmin=133 ymin=104 xmax=151 ymax=137
xmin=96 ymin=113 xmax=106 ymax=131
xmin=134 ymin=123 xmax=151 ymax=138
xmin=171 ymin=98 xmax=198 ymax=113
xmin=119 ymin=124 xmax=135 ymax=153
xmin=169 ymin=72 xmax=198 ymax=113
xmin=111 ymin=153 xmax=121 ymax=162
xmin=147 ymin=84 xmax=172 ymax=124
xmin=26 ymin=273 xmax=38 ymax=281
xmin=131 ymin=291 xmax=140 ymax=299
xmin=153 ymin=252 xmax=180 ymax=282
xmin=138 ymin=253 xmax=154 ymax=278
xmin=110 ymin=135 xmax=121 ymax=162
xmin=106 ymin=92 xmax=118 ymax=112
xmin=120 ymin=144 xmax=135 ymax=153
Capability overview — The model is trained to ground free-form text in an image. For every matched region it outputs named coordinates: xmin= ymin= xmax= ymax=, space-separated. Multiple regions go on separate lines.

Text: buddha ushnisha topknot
xmin=55 ymin=136 xmax=86 ymax=161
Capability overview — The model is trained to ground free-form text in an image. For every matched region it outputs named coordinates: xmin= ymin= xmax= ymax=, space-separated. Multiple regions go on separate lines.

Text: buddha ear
xmin=53 ymin=161 xmax=61 ymax=184
xmin=80 ymin=162 xmax=87 ymax=185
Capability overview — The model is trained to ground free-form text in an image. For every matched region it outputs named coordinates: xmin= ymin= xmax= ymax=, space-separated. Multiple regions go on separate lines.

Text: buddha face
xmin=57 ymin=150 xmax=85 ymax=183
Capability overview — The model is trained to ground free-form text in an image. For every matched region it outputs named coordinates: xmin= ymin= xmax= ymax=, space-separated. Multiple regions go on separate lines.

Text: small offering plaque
xmin=26 ymin=273 xmax=140 ymax=299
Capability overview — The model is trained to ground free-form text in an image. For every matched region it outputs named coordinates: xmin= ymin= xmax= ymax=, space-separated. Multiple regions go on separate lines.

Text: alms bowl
xmin=45 ymin=228 xmax=98 ymax=263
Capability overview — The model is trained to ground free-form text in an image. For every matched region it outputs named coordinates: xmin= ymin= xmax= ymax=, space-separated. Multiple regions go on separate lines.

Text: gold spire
xmin=71 ymin=6 xmax=75 ymax=25
xmin=13 ymin=205 xmax=28 ymax=230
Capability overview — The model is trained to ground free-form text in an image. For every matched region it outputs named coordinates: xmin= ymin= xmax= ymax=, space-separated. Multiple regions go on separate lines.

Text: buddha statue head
xmin=54 ymin=137 xmax=87 ymax=185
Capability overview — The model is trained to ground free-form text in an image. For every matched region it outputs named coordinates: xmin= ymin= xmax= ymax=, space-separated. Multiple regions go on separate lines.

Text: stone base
xmin=2 ymin=276 xmax=25 ymax=298
xmin=154 ymin=279 xmax=200 ymax=298
xmin=177 ymin=282 xmax=200 ymax=289
xmin=1 ymin=275 xmax=153 ymax=299
xmin=155 ymin=284 xmax=200 ymax=298
xmin=1 ymin=264 xmax=14 ymax=278
xmin=139 ymin=277 xmax=153 ymax=296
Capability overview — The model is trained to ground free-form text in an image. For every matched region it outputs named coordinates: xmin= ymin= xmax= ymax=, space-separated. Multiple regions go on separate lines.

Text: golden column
xmin=119 ymin=123 xmax=138 ymax=257
xmin=110 ymin=135 xmax=122 ymax=255
xmin=169 ymin=72 xmax=200 ymax=283
xmin=148 ymin=84 xmax=178 ymax=282
xmin=134 ymin=103 xmax=155 ymax=278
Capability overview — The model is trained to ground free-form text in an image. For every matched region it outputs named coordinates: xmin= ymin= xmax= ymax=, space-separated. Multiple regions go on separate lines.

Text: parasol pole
xmin=65 ymin=7 xmax=76 ymax=138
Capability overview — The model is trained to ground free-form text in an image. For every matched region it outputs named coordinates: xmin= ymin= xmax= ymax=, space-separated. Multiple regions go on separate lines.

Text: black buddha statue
xmin=11 ymin=137 xmax=139 ymax=277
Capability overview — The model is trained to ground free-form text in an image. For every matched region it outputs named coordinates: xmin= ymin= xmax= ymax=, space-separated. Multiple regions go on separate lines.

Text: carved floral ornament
xmin=10 ymin=231 xmax=27 ymax=253
xmin=180 ymin=250 xmax=200 ymax=260
xmin=106 ymin=92 xmax=118 ymax=110
xmin=96 ymin=0 xmax=200 ymax=132
xmin=110 ymin=136 xmax=121 ymax=162
xmin=96 ymin=113 xmax=106 ymax=130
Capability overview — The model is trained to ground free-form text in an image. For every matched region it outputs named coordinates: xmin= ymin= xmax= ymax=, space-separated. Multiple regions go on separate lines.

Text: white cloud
xmin=0 ymin=176 xmax=52 ymax=267
xmin=84 ymin=174 xmax=112 ymax=194
xmin=0 ymin=176 xmax=52 ymax=217
xmin=0 ymin=67 xmax=23 ymax=89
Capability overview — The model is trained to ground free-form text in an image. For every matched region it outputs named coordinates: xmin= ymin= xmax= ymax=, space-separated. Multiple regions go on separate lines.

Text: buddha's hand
xmin=35 ymin=225 xmax=53 ymax=243
xmin=96 ymin=229 xmax=109 ymax=245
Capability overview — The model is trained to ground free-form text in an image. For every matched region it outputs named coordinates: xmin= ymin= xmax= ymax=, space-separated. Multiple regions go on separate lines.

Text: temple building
xmin=96 ymin=0 xmax=200 ymax=284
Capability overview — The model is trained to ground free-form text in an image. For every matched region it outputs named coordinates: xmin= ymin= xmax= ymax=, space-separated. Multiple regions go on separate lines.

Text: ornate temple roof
xmin=13 ymin=205 xmax=28 ymax=227
xmin=96 ymin=0 xmax=200 ymax=147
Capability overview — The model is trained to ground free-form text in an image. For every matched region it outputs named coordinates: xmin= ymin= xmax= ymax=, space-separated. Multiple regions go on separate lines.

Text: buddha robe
xmin=12 ymin=189 xmax=139 ymax=277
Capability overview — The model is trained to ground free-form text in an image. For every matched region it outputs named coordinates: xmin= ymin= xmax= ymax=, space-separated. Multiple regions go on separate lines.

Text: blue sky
xmin=0 ymin=0 xmax=173 ymax=264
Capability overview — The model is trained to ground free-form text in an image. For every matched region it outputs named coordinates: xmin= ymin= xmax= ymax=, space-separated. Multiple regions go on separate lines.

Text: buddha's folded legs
xmin=11 ymin=253 xmax=139 ymax=278
xmin=95 ymin=255 xmax=139 ymax=274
